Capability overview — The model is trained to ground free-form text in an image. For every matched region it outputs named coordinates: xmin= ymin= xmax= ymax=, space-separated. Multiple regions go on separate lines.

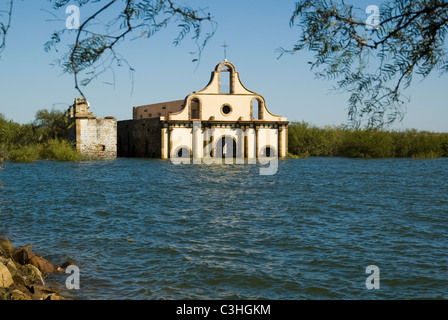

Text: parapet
xmin=69 ymin=98 xmax=95 ymax=119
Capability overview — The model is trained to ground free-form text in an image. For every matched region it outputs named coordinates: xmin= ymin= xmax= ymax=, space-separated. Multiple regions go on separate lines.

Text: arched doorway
xmin=215 ymin=136 xmax=237 ymax=158
xmin=261 ymin=146 xmax=276 ymax=158
xmin=175 ymin=146 xmax=191 ymax=158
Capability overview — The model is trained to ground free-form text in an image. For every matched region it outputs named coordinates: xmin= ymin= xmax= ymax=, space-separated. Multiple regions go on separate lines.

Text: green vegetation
xmin=0 ymin=110 xmax=82 ymax=163
xmin=0 ymin=146 xmax=5 ymax=168
xmin=7 ymin=145 xmax=41 ymax=163
xmin=288 ymin=122 xmax=448 ymax=159
xmin=2 ymin=112 xmax=447 ymax=163
xmin=40 ymin=139 xmax=82 ymax=162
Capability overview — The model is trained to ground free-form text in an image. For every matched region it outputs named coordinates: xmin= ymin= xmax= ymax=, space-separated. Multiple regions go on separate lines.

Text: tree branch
xmin=47 ymin=0 xmax=216 ymax=99
xmin=283 ymin=0 xmax=448 ymax=128
xmin=70 ymin=0 xmax=118 ymax=98
xmin=0 ymin=0 xmax=13 ymax=55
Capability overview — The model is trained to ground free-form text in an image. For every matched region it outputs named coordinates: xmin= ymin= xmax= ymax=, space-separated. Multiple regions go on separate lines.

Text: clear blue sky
xmin=0 ymin=0 xmax=446 ymax=132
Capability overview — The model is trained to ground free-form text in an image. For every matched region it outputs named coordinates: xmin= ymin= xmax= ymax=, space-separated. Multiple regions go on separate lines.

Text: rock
xmin=54 ymin=265 xmax=64 ymax=273
xmin=0 ymin=256 xmax=9 ymax=265
xmin=9 ymin=283 xmax=31 ymax=296
xmin=1 ymin=258 xmax=26 ymax=286
xmin=0 ymin=263 xmax=14 ymax=288
xmin=11 ymin=244 xmax=55 ymax=274
xmin=10 ymin=289 xmax=32 ymax=300
xmin=31 ymin=285 xmax=57 ymax=300
xmin=11 ymin=274 xmax=26 ymax=286
xmin=30 ymin=255 xmax=55 ymax=274
xmin=61 ymin=257 xmax=77 ymax=269
xmin=46 ymin=293 xmax=66 ymax=300
xmin=19 ymin=264 xmax=45 ymax=286
xmin=9 ymin=283 xmax=28 ymax=291
xmin=0 ymin=238 xmax=14 ymax=257
xmin=3 ymin=258 xmax=18 ymax=276
xmin=12 ymin=244 xmax=34 ymax=265
xmin=0 ymin=287 xmax=11 ymax=300
xmin=1 ymin=240 xmax=70 ymax=300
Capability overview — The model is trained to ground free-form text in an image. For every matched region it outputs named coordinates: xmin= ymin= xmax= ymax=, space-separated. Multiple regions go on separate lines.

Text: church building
xmin=117 ymin=60 xmax=288 ymax=161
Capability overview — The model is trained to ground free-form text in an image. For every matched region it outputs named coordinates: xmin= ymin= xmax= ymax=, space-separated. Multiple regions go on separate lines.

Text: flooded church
xmin=69 ymin=60 xmax=289 ymax=160
xmin=117 ymin=60 xmax=288 ymax=160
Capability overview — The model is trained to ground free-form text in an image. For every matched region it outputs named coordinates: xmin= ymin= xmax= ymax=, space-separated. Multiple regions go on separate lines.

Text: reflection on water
xmin=1 ymin=158 xmax=447 ymax=299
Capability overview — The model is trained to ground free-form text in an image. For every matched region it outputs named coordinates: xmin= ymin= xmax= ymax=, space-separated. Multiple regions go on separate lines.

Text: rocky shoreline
xmin=0 ymin=238 xmax=70 ymax=300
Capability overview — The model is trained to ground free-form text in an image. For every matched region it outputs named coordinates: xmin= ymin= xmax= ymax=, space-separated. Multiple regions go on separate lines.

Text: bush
xmin=0 ymin=116 xmax=37 ymax=147
xmin=40 ymin=139 xmax=82 ymax=162
xmin=288 ymin=121 xmax=310 ymax=157
xmin=411 ymin=151 xmax=441 ymax=159
xmin=288 ymin=122 xmax=343 ymax=157
xmin=3 ymin=140 xmax=82 ymax=163
xmin=441 ymin=136 xmax=448 ymax=157
xmin=8 ymin=145 xmax=41 ymax=163
xmin=0 ymin=146 xmax=6 ymax=168
xmin=339 ymin=129 xmax=394 ymax=158
xmin=0 ymin=111 xmax=82 ymax=163
xmin=288 ymin=122 xmax=447 ymax=159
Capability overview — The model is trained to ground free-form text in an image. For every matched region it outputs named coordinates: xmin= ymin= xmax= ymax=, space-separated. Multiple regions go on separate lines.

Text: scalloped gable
xmin=169 ymin=60 xmax=287 ymax=122
xmin=196 ymin=60 xmax=255 ymax=95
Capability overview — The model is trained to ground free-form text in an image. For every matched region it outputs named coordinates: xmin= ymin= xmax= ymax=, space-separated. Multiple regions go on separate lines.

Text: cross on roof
xmin=221 ymin=41 xmax=230 ymax=60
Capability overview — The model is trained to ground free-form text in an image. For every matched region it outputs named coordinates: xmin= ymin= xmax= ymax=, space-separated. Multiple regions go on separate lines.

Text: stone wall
xmin=68 ymin=98 xmax=117 ymax=159
xmin=117 ymin=118 xmax=162 ymax=158
xmin=133 ymin=100 xmax=184 ymax=120
xmin=75 ymin=117 xmax=117 ymax=159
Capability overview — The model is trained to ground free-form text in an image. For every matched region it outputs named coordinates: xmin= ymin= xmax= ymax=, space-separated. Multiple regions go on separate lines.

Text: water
xmin=0 ymin=157 xmax=447 ymax=300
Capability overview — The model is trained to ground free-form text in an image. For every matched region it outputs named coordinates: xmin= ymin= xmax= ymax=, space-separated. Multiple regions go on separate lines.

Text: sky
xmin=0 ymin=0 xmax=447 ymax=132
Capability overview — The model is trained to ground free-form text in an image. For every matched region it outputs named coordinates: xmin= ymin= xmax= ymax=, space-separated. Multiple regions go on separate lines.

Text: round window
xmin=222 ymin=105 xmax=232 ymax=115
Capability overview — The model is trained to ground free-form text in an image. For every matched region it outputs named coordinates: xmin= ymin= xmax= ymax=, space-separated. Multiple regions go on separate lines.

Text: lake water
xmin=0 ymin=157 xmax=447 ymax=300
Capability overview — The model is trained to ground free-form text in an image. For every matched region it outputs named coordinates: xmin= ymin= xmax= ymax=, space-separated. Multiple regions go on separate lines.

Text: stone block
xmin=0 ymin=263 xmax=13 ymax=288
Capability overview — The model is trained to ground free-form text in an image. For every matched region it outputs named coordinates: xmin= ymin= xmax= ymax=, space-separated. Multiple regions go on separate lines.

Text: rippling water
xmin=1 ymin=158 xmax=447 ymax=299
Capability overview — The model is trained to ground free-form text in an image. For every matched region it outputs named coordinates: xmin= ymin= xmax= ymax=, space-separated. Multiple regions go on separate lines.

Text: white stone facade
xmin=118 ymin=60 xmax=288 ymax=160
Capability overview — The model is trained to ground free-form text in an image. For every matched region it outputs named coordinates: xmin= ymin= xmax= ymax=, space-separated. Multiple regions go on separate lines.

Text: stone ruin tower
xmin=68 ymin=98 xmax=117 ymax=159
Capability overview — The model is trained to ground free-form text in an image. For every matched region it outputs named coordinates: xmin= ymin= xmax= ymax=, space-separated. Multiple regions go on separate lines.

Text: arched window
xmin=220 ymin=67 xmax=231 ymax=94
xmin=191 ymin=98 xmax=200 ymax=119
xmin=252 ymin=98 xmax=262 ymax=120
